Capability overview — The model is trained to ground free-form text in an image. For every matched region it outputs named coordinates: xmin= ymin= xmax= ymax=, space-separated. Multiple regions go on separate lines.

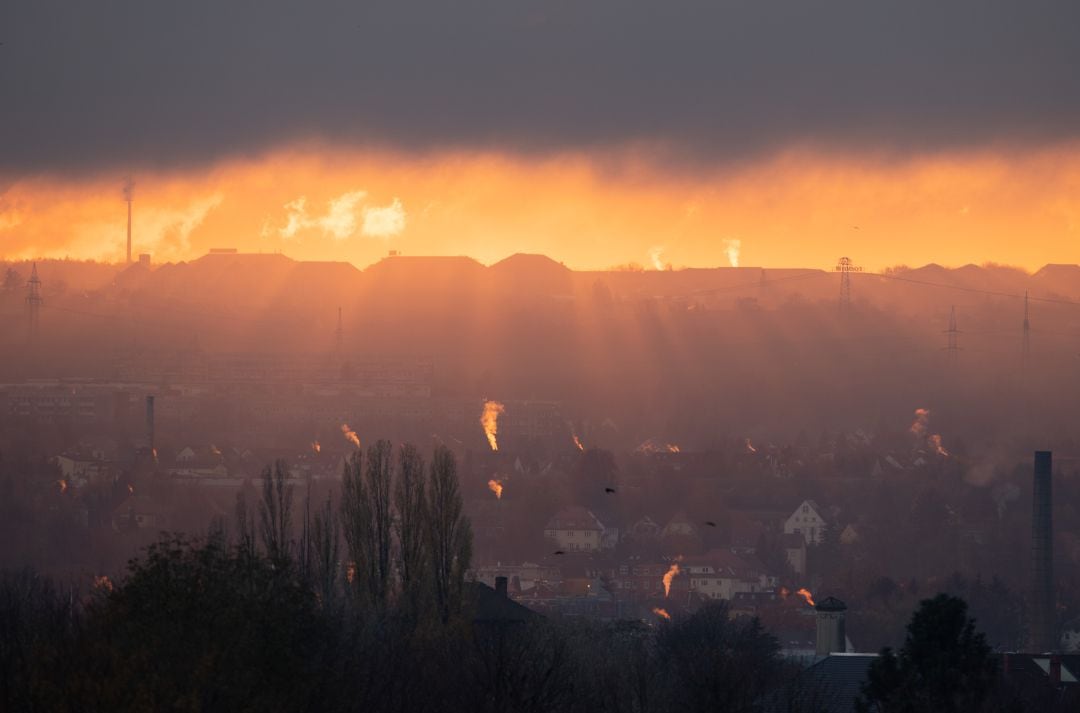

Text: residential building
xmin=784 ymin=500 xmax=829 ymax=545
xmin=544 ymin=506 xmax=606 ymax=552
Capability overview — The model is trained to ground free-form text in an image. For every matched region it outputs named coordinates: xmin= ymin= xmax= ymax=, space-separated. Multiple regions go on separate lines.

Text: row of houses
xmin=540 ymin=500 xmax=833 ymax=577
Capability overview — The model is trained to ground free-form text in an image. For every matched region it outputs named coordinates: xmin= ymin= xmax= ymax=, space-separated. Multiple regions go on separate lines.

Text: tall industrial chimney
xmin=815 ymin=596 xmax=847 ymax=656
xmin=123 ymin=178 xmax=135 ymax=265
xmin=1031 ymin=450 xmax=1055 ymax=651
xmin=145 ymin=395 xmax=155 ymax=453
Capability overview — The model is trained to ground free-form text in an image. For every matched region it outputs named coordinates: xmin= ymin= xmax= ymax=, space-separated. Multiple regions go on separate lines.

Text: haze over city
xmin=2 ymin=2 xmax=1080 ymax=712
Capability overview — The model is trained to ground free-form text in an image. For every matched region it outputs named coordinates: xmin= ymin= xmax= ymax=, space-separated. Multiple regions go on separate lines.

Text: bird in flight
xmin=704 ymin=521 xmax=717 ymax=527
xmin=604 ymin=487 xmax=616 ymax=494
xmin=553 ymin=550 xmax=566 ymax=555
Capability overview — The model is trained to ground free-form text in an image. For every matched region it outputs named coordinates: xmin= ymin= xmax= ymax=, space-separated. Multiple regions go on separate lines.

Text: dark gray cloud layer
xmin=2 ymin=1 xmax=1079 ymax=173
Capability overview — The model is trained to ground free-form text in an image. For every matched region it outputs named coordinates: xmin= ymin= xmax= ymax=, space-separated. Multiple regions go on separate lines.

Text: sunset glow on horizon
xmin=4 ymin=143 xmax=1080 ymax=273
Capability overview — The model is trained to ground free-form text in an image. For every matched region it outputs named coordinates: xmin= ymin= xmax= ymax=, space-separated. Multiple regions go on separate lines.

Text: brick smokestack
xmin=1031 ymin=450 xmax=1054 ymax=652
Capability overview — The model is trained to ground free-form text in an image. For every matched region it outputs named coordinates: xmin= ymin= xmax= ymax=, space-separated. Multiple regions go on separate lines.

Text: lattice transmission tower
xmin=25 ymin=262 xmax=42 ymax=343
xmin=834 ymin=257 xmax=862 ymax=313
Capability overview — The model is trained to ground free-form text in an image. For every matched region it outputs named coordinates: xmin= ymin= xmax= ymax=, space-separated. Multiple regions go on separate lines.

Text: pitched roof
xmin=769 ymin=654 xmax=877 ymax=713
xmin=545 ymin=506 xmax=604 ymax=531
xmin=464 ymin=581 xmax=540 ymax=623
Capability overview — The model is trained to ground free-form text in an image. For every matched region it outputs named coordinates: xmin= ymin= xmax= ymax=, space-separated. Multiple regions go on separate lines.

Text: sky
xmin=2 ymin=1 xmax=1079 ymax=271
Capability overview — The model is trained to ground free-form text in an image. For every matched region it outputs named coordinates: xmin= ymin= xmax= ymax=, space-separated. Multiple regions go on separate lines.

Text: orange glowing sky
xmin=3 ymin=144 xmax=1080 ymax=272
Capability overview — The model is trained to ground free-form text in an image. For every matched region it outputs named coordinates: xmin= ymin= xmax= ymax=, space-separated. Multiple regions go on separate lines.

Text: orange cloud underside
xmin=3 ymin=144 xmax=1080 ymax=271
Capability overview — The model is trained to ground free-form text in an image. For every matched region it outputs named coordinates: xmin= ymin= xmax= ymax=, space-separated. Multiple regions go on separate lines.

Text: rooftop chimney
xmin=815 ymin=596 xmax=847 ymax=657
xmin=495 ymin=576 xmax=508 ymax=598
xmin=1031 ymin=450 xmax=1055 ymax=651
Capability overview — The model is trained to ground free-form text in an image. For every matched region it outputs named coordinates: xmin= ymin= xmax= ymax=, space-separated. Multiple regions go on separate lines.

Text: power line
xmin=943 ymin=305 xmax=960 ymax=367
xmin=861 ymin=270 xmax=1080 ymax=307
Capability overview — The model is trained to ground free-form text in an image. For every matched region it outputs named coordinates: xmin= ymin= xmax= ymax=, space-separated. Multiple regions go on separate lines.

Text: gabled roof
xmin=545 ymin=506 xmax=604 ymax=531
xmin=788 ymin=499 xmax=831 ymax=523
xmin=465 ymin=582 xmax=541 ymax=623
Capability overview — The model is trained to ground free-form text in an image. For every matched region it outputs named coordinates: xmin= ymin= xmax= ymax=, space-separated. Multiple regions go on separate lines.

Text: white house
xmin=544 ymin=506 xmax=607 ymax=552
xmin=784 ymin=500 xmax=828 ymax=546
xmin=681 ymin=550 xmax=777 ymax=600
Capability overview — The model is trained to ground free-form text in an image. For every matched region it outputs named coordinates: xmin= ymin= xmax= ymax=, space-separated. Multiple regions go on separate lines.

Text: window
xmin=802 ymin=505 xmax=808 ymax=514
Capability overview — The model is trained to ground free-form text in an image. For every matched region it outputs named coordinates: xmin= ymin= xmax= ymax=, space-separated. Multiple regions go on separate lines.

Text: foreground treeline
xmin=0 ymin=442 xmax=789 ymax=712
xmin=0 ymin=443 xmax=1075 ymax=712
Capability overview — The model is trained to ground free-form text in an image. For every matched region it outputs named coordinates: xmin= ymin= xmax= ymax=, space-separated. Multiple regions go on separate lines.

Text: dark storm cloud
xmin=2 ymin=0 xmax=1079 ymax=173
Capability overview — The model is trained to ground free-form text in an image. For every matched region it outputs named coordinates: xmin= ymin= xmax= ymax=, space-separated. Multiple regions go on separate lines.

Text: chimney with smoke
xmin=815 ymin=596 xmax=847 ymax=656
xmin=1031 ymin=450 xmax=1055 ymax=652
xmin=145 ymin=395 xmax=155 ymax=453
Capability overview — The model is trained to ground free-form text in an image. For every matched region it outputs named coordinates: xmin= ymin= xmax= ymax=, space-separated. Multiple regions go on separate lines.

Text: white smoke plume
xmin=277 ymin=190 xmax=404 ymax=241
xmin=723 ymin=238 xmax=741 ymax=267
xmin=361 ymin=198 xmax=406 ymax=238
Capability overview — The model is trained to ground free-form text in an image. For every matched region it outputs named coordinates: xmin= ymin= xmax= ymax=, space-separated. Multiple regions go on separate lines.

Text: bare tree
xmin=340 ymin=450 xmax=370 ymax=607
xmin=311 ymin=494 xmax=340 ymax=610
xmin=366 ymin=440 xmax=395 ymax=609
xmin=258 ymin=460 xmax=293 ymax=566
xmin=394 ymin=443 xmax=428 ymax=616
xmin=234 ymin=489 xmax=256 ymax=560
xmin=427 ymin=445 xmax=473 ymax=624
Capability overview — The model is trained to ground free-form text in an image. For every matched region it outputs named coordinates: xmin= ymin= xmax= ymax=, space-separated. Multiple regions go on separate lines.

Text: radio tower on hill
xmin=835 ymin=257 xmax=861 ymax=313
xmin=123 ymin=177 xmax=135 ymax=264
xmin=25 ymin=262 xmax=42 ymax=342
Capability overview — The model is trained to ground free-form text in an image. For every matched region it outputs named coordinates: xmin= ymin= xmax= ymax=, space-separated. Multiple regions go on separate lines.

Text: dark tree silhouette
xmin=857 ymin=593 xmax=997 ymax=713
xmin=365 ymin=440 xmax=395 ymax=609
xmin=656 ymin=601 xmax=780 ymax=713
xmin=395 ymin=443 xmax=428 ymax=617
xmin=428 ymin=445 xmax=472 ymax=624
xmin=341 ymin=449 xmax=383 ymax=609
xmin=258 ymin=460 xmax=293 ymax=566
